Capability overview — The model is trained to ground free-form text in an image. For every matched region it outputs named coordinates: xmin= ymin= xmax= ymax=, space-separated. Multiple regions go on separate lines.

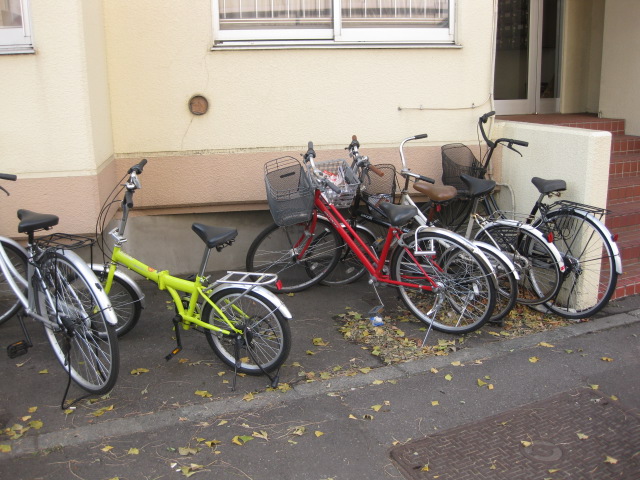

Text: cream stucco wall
xmin=98 ymin=0 xmax=497 ymax=215
xmin=2 ymin=0 xmax=498 ymax=239
xmin=494 ymin=120 xmax=611 ymax=216
xmin=0 ymin=0 xmax=115 ymax=236
xmin=600 ymin=0 xmax=640 ymax=135
xmin=103 ymin=0 xmax=496 ymax=155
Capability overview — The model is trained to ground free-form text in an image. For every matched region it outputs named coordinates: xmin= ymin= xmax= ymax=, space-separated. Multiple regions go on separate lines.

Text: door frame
xmin=494 ymin=0 xmax=562 ymax=115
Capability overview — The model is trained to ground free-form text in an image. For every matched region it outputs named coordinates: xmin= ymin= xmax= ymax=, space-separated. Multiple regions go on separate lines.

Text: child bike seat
xmin=17 ymin=209 xmax=59 ymax=234
xmin=413 ymin=182 xmax=457 ymax=203
xmin=191 ymin=223 xmax=238 ymax=249
xmin=531 ymin=177 xmax=566 ymax=194
xmin=460 ymin=174 xmax=496 ymax=198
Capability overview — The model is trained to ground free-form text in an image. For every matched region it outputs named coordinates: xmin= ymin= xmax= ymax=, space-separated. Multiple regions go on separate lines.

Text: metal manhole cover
xmin=389 ymin=389 xmax=639 ymax=479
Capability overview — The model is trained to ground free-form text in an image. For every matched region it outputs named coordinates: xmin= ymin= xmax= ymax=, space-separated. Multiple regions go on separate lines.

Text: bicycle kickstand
xmin=165 ymin=315 xmax=183 ymax=361
xmin=7 ymin=313 xmax=33 ymax=359
xmin=367 ymin=279 xmax=386 ymax=326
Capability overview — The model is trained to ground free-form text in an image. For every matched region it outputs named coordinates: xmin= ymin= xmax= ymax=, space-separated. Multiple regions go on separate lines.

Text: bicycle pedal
xmin=7 ymin=340 xmax=30 ymax=359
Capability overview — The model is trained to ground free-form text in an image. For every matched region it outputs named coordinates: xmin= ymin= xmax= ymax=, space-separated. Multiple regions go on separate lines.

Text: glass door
xmin=494 ymin=0 xmax=562 ymax=114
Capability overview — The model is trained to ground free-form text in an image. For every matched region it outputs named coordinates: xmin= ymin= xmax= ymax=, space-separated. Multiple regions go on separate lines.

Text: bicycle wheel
xmin=92 ymin=266 xmax=142 ymax=337
xmin=474 ymin=242 xmax=518 ymax=323
xmin=321 ymin=226 xmax=376 ymax=285
xmin=390 ymin=230 xmax=496 ymax=334
xmin=246 ymin=218 xmax=342 ymax=293
xmin=0 ymin=240 xmax=28 ymax=325
xmin=475 ymin=223 xmax=562 ymax=305
xmin=202 ymin=287 xmax=291 ymax=374
xmin=37 ymin=251 xmax=119 ymax=394
xmin=539 ymin=210 xmax=618 ymax=318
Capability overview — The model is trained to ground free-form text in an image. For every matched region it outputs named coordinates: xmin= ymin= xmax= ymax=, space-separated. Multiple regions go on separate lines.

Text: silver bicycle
xmin=0 ymin=173 xmax=119 ymax=395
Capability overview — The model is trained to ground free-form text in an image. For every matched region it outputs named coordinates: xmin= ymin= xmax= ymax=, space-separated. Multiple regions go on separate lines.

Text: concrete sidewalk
xmin=1 ymin=277 xmax=639 ymax=479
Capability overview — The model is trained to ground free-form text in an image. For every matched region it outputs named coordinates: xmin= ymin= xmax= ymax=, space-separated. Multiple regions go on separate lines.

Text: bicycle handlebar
xmin=123 ymin=159 xmax=147 ymax=208
xmin=480 ymin=111 xmax=496 ymax=124
xmin=397 ymin=134 xmax=434 ymax=184
xmin=345 ymin=135 xmax=385 ymax=178
xmin=303 ymin=141 xmax=342 ymax=193
xmin=0 ymin=173 xmax=16 ymax=196
xmin=128 ymin=158 xmax=147 ymax=174
xmin=478 ymin=112 xmax=528 ymax=154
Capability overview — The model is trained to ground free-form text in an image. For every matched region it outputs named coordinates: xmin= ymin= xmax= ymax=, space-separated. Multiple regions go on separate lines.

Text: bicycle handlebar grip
xmin=368 ymin=164 xmax=385 ymax=177
xmin=125 ymin=190 xmax=134 ymax=208
xmin=512 ymin=139 xmax=529 ymax=147
xmin=418 ymin=174 xmax=435 ymax=184
xmin=325 ymin=179 xmax=342 ymax=194
xmin=304 ymin=141 xmax=316 ymax=162
xmin=128 ymin=158 xmax=147 ymax=174
xmin=0 ymin=174 xmax=17 ymax=181
xmin=481 ymin=111 xmax=496 ymax=123
xmin=413 ymin=134 xmax=428 ymax=140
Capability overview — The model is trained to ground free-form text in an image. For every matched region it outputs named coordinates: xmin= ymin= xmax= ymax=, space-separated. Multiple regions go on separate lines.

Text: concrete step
xmin=605 ymin=200 xmax=640 ymax=231
xmin=609 ymin=152 xmax=640 ymax=178
xmin=613 ymin=261 xmax=640 ymax=299
xmin=611 ymin=134 xmax=640 ymax=154
xmin=607 ymin=174 xmax=640 ymax=205
xmin=617 ymin=229 xmax=640 ymax=264
xmin=498 ymin=114 xmax=625 ymax=135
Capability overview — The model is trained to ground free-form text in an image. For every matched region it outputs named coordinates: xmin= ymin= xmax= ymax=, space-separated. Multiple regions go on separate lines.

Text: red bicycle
xmin=247 ymin=142 xmax=498 ymax=334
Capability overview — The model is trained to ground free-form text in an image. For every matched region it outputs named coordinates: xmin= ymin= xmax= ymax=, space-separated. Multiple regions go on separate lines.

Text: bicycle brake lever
xmin=508 ymin=142 xmax=523 ymax=157
xmin=0 ymin=185 xmax=9 ymax=196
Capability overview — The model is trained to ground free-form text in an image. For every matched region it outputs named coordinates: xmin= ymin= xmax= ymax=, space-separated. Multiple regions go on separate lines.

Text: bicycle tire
xmin=202 ymin=287 xmax=291 ymax=374
xmin=92 ymin=266 xmax=143 ymax=337
xmin=0 ymin=239 xmax=28 ymax=325
xmin=320 ymin=226 xmax=376 ymax=285
xmin=246 ymin=218 xmax=342 ymax=293
xmin=390 ymin=230 xmax=496 ymax=334
xmin=539 ymin=210 xmax=618 ymax=318
xmin=474 ymin=242 xmax=518 ymax=323
xmin=475 ymin=223 xmax=562 ymax=305
xmin=37 ymin=251 xmax=119 ymax=394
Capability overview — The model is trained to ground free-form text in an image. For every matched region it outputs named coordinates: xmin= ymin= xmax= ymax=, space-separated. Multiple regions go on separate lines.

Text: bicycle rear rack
xmin=36 ymin=233 xmax=96 ymax=251
xmin=550 ymin=200 xmax=609 ymax=219
xmin=214 ymin=271 xmax=278 ymax=287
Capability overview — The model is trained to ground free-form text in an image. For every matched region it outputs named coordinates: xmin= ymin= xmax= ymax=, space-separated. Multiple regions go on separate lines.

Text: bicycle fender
xmin=411 ymin=226 xmax=498 ymax=288
xmin=475 ymin=220 xmax=567 ymax=273
xmin=1 ymin=236 xmax=28 ymax=257
xmin=208 ymin=283 xmax=293 ymax=320
xmin=473 ymin=241 xmax=520 ymax=280
xmin=60 ymin=250 xmax=118 ymax=326
xmin=90 ymin=264 xmax=146 ymax=309
xmin=549 ymin=209 xmax=623 ymax=275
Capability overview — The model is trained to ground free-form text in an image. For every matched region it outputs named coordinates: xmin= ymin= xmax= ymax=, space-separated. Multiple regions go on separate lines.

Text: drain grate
xmin=389 ymin=389 xmax=640 ymax=479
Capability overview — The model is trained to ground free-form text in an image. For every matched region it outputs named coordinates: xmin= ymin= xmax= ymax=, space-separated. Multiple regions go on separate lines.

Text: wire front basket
xmin=312 ymin=159 xmax=360 ymax=208
xmin=441 ymin=143 xmax=486 ymax=193
xmin=264 ymin=156 xmax=315 ymax=227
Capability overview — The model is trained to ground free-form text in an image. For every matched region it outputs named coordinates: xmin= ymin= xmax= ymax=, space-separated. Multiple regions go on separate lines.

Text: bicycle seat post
xmin=197 ymin=246 xmax=213 ymax=280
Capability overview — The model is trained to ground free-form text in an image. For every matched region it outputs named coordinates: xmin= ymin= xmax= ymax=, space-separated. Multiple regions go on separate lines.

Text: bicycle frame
xmin=308 ymin=190 xmax=441 ymax=292
xmin=105 ymin=237 xmax=276 ymax=336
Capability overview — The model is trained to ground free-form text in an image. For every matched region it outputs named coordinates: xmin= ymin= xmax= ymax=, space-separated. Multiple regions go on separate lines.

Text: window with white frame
xmin=0 ymin=0 xmax=33 ymax=53
xmin=213 ymin=0 xmax=454 ymax=45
